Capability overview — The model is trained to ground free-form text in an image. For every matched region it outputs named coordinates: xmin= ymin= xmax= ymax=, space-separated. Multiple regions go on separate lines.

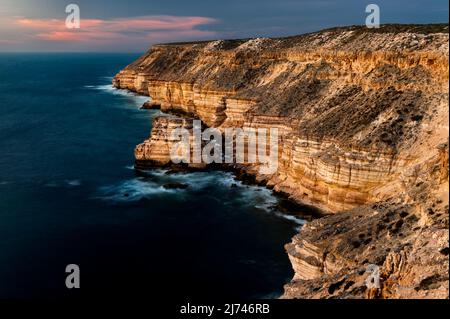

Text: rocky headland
xmin=113 ymin=24 xmax=449 ymax=299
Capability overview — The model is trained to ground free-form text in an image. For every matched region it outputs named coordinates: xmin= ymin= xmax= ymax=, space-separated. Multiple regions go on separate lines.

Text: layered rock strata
xmin=113 ymin=24 xmax=449 ymax=298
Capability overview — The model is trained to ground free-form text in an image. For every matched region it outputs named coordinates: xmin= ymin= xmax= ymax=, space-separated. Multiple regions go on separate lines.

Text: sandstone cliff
xmin=113 ymin=24 xmax=449 ymax=299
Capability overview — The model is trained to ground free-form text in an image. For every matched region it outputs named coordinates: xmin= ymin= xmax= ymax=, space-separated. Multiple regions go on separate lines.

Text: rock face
xmin=113 ymin=24 xmax=449 ymax=299
xmin=134 ymin=116 xmax=208 ymax=170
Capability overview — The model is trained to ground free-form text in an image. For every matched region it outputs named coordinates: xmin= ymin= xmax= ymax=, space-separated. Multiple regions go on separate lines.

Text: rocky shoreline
xmin=113 ymin=24 xmax=449 ymax=298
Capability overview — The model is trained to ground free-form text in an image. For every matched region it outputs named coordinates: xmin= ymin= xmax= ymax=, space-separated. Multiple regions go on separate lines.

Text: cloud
xmin=0 ymin=39 xmax=19 ymax=44
xmin=16 ymin=15 xmax=216 ymax=34
xmin=17 ymin=18 xmax=104 ymax=30
xmin=2 ymin=15 xmax=217 ymax=50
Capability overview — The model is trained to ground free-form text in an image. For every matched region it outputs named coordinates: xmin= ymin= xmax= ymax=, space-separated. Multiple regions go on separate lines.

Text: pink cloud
xmin=144 ymin=29 xmax=217 ymax=42
xmin=14 ymin=15 xmax=218 ymax=44
xmin=100 ymin=16 xmax=216 ymax=31
xmin=35 ymin=30 xmax=125 ymax=42
xmin=17 ymin=18 xmax=104 ymax=30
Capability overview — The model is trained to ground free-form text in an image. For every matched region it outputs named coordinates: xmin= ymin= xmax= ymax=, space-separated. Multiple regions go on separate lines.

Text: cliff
xmin=113 ymin=24 xmax=449 ymax=299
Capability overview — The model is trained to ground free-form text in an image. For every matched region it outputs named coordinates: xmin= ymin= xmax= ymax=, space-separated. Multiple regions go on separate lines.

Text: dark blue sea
xmin=0 ymin=53 xmax=304 ymax=299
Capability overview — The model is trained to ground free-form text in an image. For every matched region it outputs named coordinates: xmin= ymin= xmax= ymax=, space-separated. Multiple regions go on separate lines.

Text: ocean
xmin=0 ymin=53 xmax=304 ymax=299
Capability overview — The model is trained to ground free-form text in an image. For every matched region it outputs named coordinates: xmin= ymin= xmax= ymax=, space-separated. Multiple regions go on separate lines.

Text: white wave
xmin=233 ymin=181 xmax=306 ymax=226
xmin=239 ymin=185 xmax=278 ymax=209
xmin=273 ymin=212 xmax=306 ymax=225
xmin=84 ymin=84 xmax=134 ymax=96
xmin=97 ymin=178 xmax=182 ymax=202
xmin=66 ymin=179 xmax=81 ymax=187
xmin=116 ymin=168 xmax=307 ymax=226
xmin=146 ymin=168 xmax=171 ymax=176
xmin=84 ymin=83 xmax=147 ymax=101
xmin=84 ymin=82 xmax=149 ymax=110
xmin=155 ymin=171 xmax=223 ymax=190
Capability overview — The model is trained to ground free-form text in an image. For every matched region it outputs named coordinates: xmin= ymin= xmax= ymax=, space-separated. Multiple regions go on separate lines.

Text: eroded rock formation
xmin=113 ymin=24 xmax=449 ymax=299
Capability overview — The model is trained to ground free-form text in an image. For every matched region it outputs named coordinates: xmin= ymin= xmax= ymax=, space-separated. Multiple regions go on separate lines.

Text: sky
xmin=0 ymin=0 xmax=448 ymax=52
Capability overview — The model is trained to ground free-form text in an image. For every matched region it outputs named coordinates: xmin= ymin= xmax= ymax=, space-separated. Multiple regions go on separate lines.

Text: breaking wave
xmin=84 ymin=82 xmax=148 ymax=108
xmin=118 ymin=168 xmax=307 ymax=227
xmin=97 ymin=178 xmax=180 ymax=202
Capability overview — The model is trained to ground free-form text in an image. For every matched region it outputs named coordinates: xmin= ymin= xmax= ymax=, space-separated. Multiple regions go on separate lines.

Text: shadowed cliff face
xmin=113 ymin=24 xmax=449 ymax=299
